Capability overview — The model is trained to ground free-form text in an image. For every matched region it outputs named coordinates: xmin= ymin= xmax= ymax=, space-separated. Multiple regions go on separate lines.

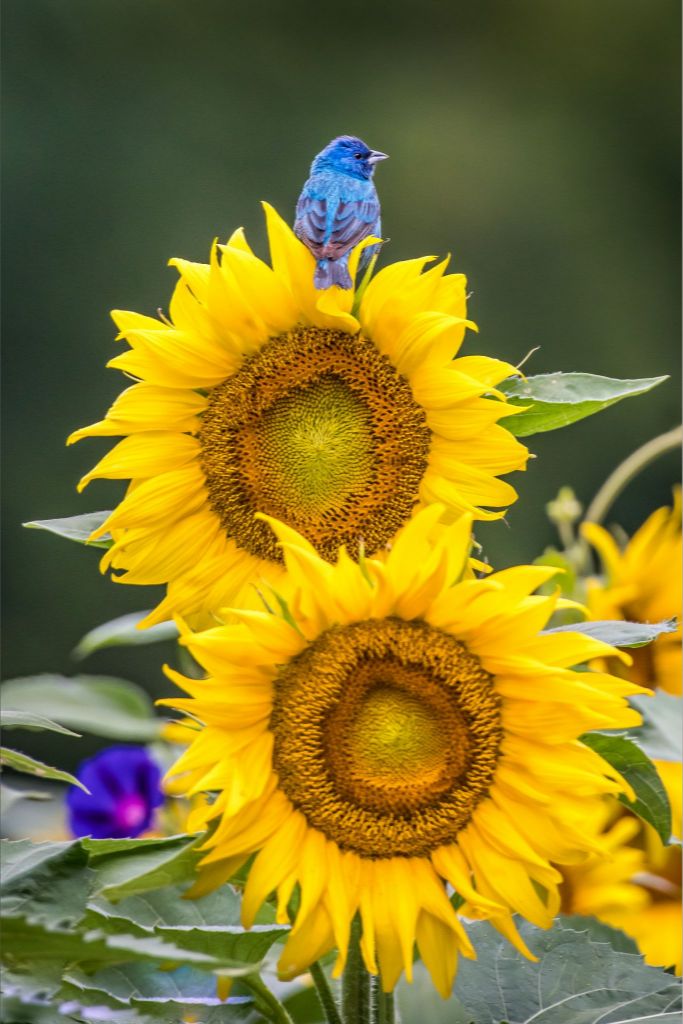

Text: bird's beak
xmin=368 ymin=150 xmax=389 ymax=165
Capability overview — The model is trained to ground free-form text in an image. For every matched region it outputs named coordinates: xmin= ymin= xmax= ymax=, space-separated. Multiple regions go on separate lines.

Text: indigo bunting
xmin=294 ymin=135 xmax=388 ymax=290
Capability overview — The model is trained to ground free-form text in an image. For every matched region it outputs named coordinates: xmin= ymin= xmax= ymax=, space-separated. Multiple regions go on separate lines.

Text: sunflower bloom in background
xmin=622 ymin=760 xmax=683 ymax=974
xmin=561 ymin=763 xmax=682 ymax=974
xmin=582 ymin=494 xmax=682 ymax=694
xmin=69 ymin=205 xmax=528 ymax=627
xmin=160 ymin=506 xmax=648 ymax=997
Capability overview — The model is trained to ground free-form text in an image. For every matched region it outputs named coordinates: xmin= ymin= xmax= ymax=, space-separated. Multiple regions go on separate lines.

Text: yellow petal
xmin=77 ymin=433 xmax=200 ymax=492
xmin=67 ymin=384 xmax=206 ymax=443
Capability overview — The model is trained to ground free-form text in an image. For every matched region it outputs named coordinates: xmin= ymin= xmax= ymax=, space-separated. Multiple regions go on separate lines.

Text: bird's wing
xmin=295 ymin=194 xmax=379 ymax=260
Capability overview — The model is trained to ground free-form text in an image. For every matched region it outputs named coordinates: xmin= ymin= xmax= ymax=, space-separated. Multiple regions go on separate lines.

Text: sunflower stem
xmin=370 ymin=975 xmax=396 ymax=1024
xmin=311 ymin=960 xmax=343 ymax=1024
xmin=243 ymin=973 xmax=295 ymax=1024
xmin=584 ymin=425 xmax=682 ymax=525
xmin=342 ymin=915 xmax=370 ymax=1024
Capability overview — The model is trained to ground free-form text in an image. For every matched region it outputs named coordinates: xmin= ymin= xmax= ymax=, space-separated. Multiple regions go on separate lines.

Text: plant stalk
xmin=342 ymin=915 xmax=370 ymax=1024
xmin=584 ymin=425 xmax=682 ymax=525
xmin=370 ymin=975 xmax=396 ymax=1024
xmin=310 ymin=960 xmax=343 ymax=1024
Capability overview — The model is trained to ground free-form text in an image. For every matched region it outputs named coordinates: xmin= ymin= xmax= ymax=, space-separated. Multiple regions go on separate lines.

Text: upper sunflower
xmin=69 ymin=205 xmax=528 ymax=627
xmin=582 ymin=494 xmax=682 ymax=694
xmin=161 ymin=506 xmax=647 ymax=997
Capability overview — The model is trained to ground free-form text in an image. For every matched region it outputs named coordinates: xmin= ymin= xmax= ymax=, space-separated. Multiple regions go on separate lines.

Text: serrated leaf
xmin=73 ymin=613 xmax=179 ymax=661
xmin=23 ymin=511 xmax=113 ymax=549
xmin=581 ymin=733 xmax=672 ymax=842
xmin=90 ymin=917 xmax=287 ymax=976
xmin=86 ymin=874 xmax=277 ymax=930
xmin=396 ymin=918 xmax=682 ymax=1024
xmin=89 ymin=836 xmax=202 ymax=901
xmin=1 ymin=840 xmax=91 ymax=928
xmin=628 ymin=691 xmax=683 ymax=763
xmin=559 ymin=915 xmax=639 ymax=955
xmin=1 ymin=839 xmax=80 ymax=886
xmin=0 ymin=749 xmax=88 ymax=791
xmin=87 ymin=880 xmax=243 ymax=930
xmin=65 ymin=965 xmax=256 ymax=1020
xmin=499 ymin=373 xmax=668 ymax=437
xmin=0 ymin=675 xmax=160 ymax=741
xmin=0 ymin=961 xmax=65 ymax=1006
xmin=1 ymin=916 xmax=229 ymax=968
xmin=0 ymin=995 xmax=73 ymax=1024
xmin=0 ymin=709 xmax=80 ymax=737
xmin=545 ymin=618 xmax=678 ymax=648
xmin=82 ymin=835 xmax=194 ymax=860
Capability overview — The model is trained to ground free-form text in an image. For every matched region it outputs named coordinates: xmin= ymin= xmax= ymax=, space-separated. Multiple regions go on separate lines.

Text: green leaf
xmin=545 ymin=618 xmax=678 ymax=648
xmin=0 ymin=675 xmax=160 ymax=741
xmin=0 ymin=961 xmax=66 ymax=1008
xmin=73 ymin=612 xmax=179 ymax=661
xmin=0 ymin=994 xmax=74 ymax=1024
xmin=1 ymin=916 xmax=229 ymax=968
xmin=87 ymin=879 xmax=244 ymax=930
xmin=1 ymin=839 xmax=81 ymax=889
xmin=0 ymin=839 xmax=287 ymax=1021
xmin=396 ymin=918 xmax=682 ymax=1023
xmin=559 ymin=914 xmax=639 ymax=955
xmin=628 ymin=691 xmax=683 ymax=763
xmin=1 ymin=840 xmax=92 ymax=928
xmin=499 ymin=373 xmax=668 ymax=437
xmin=82 ymin=834 xmax=194 ymax=860
xmin=64 ymin=965 xmax=256 ymax=1020
xmin=0 ymin=709 xmax=80 ymax=737
xmin=581 ymin=733 xmax=672 ymax=842
xmin=89 ymin=836 xmax=202 ymax=901
xmin=23 ymin=511 xmax=113 ymax=549
xmin=87 ymin=883 xmax=284 ymax=969
xmin=0 ymin=749 xmax=88 ymax=791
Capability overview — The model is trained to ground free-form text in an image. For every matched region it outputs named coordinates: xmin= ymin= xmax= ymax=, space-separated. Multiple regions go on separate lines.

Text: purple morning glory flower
xmin=66 ymin=745 xmax=164 ymax=839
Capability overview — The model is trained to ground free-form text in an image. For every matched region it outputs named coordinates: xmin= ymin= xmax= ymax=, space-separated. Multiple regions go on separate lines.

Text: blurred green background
xmin=2 ymin=1 xmax=680 ymax=758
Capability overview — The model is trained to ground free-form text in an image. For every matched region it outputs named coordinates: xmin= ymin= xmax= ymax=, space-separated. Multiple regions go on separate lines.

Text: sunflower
xmin=560 ymin=761 xmax=682 ymax=974
xmin=160 ymin=506 xmax=647 ymax=996
xmin=619 ymin=755 xmax=682 ymax=974
xmin=582 ymin=494 xmax=682 ymax=694
xmin=558 ymin=801 xmax=649 ymax=923
xmin=69 ymin=205 xmax=528 ymax=627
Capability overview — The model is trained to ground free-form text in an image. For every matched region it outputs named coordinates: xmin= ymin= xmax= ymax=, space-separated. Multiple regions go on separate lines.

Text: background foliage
xmin=2 ymin=0 xmax=680 ymax=767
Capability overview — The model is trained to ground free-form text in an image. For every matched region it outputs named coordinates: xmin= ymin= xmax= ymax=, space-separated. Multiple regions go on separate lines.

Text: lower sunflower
xmin=582 ymin=494 xmax=682 ymax=694
xmin=68 ymin=204 xmax=527 ymax=628
xmin=560 ymin=760 xmax=682 ymax=974
xmin=162 ymin=506 xmax=646 ymax=996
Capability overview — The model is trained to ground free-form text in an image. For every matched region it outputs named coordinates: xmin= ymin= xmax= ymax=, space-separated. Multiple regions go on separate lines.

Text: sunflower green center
xmin=199 ymin=327 xmax=431 ymax=563
xmin=349 ymin=686 xmax=447 ymax=780
xmin=256 ymin=377 xmax=374 ymax=518
xmin=271 ymin=618 xmax=502 ymax=858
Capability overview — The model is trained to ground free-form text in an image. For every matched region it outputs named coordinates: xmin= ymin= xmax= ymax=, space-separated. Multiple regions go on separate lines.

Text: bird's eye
xmin=354 ymin=153 xmax=363 ymax=159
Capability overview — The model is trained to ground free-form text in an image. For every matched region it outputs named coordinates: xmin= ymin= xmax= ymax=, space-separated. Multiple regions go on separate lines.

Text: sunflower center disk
xmin=271 ymin=618 xmax=503 ymax=858
xmin=199 ymin=328 xmax=431 ymax=563
xmin=257 ymin=377 xmax=374 ymax=518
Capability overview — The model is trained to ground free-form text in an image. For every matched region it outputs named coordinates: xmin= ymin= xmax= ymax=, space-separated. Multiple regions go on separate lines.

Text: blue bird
xmin=294 ymin=135 xmax=388 ymax=290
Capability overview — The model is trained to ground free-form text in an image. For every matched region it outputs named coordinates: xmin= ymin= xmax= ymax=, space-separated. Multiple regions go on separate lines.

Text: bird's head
xmin=312 ymin=136 xmax=389 ymax=180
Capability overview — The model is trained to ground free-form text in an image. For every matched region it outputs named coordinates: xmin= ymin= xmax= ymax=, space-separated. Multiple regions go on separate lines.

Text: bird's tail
xmin=314 ymin=259 xmax=353 ymax=290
